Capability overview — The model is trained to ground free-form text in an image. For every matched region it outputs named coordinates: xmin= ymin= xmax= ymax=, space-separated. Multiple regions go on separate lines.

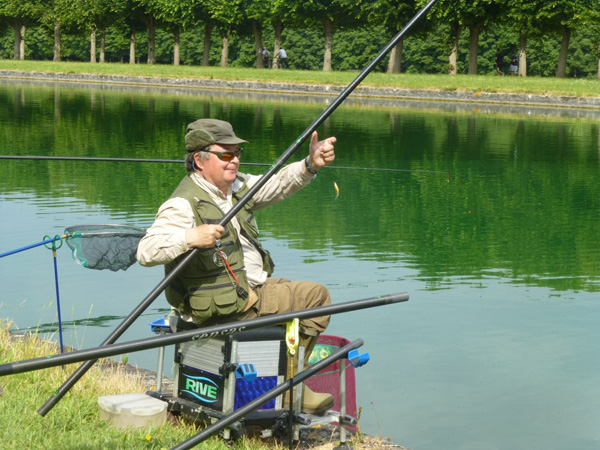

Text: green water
xmin=0 ymin=81 xmax=599 ymax=450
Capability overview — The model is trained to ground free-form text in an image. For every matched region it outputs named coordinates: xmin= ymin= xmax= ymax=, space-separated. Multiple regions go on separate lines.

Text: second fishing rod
xmin=37 ymin=0 xmax=440 ymax=417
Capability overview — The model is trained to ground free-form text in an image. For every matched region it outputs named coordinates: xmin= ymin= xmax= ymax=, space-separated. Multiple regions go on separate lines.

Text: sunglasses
xmin=206 ymin=148 xmax=243 ymax=162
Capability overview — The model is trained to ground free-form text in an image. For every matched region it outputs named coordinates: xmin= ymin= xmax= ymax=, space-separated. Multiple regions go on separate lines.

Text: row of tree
xmin=1 ymin=0 xmax=599 ymax=78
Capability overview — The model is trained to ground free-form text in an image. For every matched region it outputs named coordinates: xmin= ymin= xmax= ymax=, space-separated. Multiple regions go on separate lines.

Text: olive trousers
xmin=238 ymin=278 xmax=331 ymax=334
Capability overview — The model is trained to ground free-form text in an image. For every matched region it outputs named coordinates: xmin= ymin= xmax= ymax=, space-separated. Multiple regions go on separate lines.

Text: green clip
xmin=43 ymin=235 xmax=63 ymax=250
xmin=285 ymin=318 xmax=299 ymax=356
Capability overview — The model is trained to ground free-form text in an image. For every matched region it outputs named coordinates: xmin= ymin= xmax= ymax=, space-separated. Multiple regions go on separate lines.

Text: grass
xmin=1 ymin=59 xmax=600 ymax=98
xmin=0 ymin=319 xmax=277 ymax=450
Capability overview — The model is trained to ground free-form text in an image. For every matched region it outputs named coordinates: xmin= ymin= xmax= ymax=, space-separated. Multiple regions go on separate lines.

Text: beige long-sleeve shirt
xmin=136 ymin=160 xmax=314 ymax=288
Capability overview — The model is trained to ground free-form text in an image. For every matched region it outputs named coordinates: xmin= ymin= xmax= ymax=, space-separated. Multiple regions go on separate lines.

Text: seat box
xmin=174 ymin=327 xmax=287 ymax=414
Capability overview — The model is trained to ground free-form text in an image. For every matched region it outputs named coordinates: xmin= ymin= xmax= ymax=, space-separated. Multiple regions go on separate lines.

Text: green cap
xmin=185 ymin=119 xmax=248 ymax=152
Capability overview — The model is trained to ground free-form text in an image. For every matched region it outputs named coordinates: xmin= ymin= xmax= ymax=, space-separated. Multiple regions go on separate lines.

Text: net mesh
xmin=64 ymin=225 xmax=146 ymax=272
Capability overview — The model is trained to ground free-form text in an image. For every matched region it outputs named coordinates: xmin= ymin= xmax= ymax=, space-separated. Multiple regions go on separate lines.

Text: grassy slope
xmin=1 ymin=60 xmax=600 ymax=98
xmin=0 ymin=320 xmax=273 ymax=450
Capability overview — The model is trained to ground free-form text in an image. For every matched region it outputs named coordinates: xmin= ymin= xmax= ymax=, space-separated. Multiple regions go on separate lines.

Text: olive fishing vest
xmin=164 ymin=175 xmax=275 ymax=324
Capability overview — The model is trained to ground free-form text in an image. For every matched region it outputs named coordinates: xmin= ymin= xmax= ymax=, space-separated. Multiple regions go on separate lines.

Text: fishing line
xmin=0 ymin=154 xmax=447 ymax=174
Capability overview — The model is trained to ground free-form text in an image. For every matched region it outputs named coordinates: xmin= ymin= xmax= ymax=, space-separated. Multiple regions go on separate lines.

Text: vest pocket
xmin=188 ymin=280 xmax=247 ymax=324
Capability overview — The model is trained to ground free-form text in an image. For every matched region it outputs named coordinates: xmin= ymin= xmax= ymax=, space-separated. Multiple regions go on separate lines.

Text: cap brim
xmin=216 ymin=137 xmax=248 ymax=145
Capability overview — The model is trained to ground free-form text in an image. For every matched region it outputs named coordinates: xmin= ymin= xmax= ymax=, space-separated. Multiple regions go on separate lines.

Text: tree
xmin=242 ymin=0 xmax=273 ymax=68
xmin=506 ymin=0 xmax=544 ymax=77
xmin=460 ymin=0 xmax=503 ymax=75
xmin=94 ymin=1 xmax=127 ymax=63
xmin=136 ymin=0 xmax=165 ymax=64
xmin=535 ymin=0 xmax=587 ymax=77
xmin=208 ymin=0 xmax=244 ymax=68
xmin=34 ymin=0 xmax=66 ymax=61
xmin=585 ymin=0 xmax=600 ymax=79
xmin=429 ymin=0 xmax=465 ymax=74
xmin=56 ymin=0 xmax=115 ymax=63
xmin=269 ymin=0 xmax=293 ymax=69
xmin=0 ymin=0 xmax=44 ymax=59
xmin=355 ymin=0 xmax=424 ymax=74
xmin=121 ymin=0 xmax=146 ymax=63
xmin=431 ymin=0 xmax=509 ymax=75
xmin=150 ymin=0 xmax=202 ymax=65
xmin=289 ymin=0 xmax=360 ymax=71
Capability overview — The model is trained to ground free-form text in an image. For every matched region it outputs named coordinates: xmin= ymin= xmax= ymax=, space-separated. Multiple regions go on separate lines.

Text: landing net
xmin=65 ymin=225 xmax=146 ymax=272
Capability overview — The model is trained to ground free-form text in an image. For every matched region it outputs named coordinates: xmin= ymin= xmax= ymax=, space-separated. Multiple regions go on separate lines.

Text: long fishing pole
xmin=36 ymin=0 xmax=439 ymax=416
xmin=0 ymin=292 xmax=408 ymax=376
xmin=0 ymin=155 xmax=446 ymax=174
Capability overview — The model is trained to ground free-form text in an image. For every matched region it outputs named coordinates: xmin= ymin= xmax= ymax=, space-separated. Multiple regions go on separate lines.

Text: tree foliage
xmin=1 ymin=0 xmax=599 ymax=77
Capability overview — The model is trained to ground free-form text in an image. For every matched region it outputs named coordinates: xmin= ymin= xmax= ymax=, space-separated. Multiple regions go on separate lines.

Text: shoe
xmin=282 ymin=384 xmax=334 ymax=415
xmin=284 ymin=332 xmax=334 ymax=415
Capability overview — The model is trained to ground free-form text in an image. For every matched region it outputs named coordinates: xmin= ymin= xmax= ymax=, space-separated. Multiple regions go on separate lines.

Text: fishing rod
xmin=36 ymin=0 xmax=439 ymax=416
xmin=0 ymin=155 xmax=446 ymax=174
xmin=0 ymin=292 xmax=408 ymax=376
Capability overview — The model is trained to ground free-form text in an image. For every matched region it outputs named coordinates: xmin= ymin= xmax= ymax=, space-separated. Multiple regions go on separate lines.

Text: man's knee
xmin=314 ymin=283 xmax=331 ymax=307
xmin=299 ymin=281 xmax=331 ymax=308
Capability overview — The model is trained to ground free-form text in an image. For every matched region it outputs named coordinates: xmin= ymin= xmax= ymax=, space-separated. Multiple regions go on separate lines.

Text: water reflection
xmin=3 ymin=76 xmax=600 ymax=119
xmin=2 ymin=84 xmax=599 ymax=290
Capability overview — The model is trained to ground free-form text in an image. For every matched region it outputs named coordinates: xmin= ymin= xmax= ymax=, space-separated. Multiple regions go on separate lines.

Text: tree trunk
xmin=555 ymin=27 xmax=570 ymax=78
xmin=597 ymin=41 xmax=600 ymax=80
xmin=147 ymin=15 xmax=156 ymax=64
xmin=19 ymin=26 xmax=26 ymax=60
xmin=253 ymin=20 xmax=263 ymax=68
xmin=322 ymin=19 xmax=334 ymax=72
xmin=468 ymin=26 xmax=481 ymax=75
xmin=90 ymin=26 xmax=97 ymax=63
xmin=53 ymin=21 xmax=61 ymax=62
xmin=202 ymin=23 xmax=212 ymax=66
xmin=130 ymin=31 xmax=136 ymax=64
xmin=220 ymin=32 xmax=229 ymax=67
xmin=173 ymin=28 xmax=180 ymax=66
xmin=13 ymin=23 xmax=21 ymax=60
xmin=448 ymin=22 xmax=462 ymax=75
xmin=100 ymin=28 xmax=106 ymax=63
xmin=272 ymin=21 xmax=283 ymax=69
xmin=519 ymin=34 xmax=527 ymax=77
xmin=387 ymin=39 xmax=403 ymax=73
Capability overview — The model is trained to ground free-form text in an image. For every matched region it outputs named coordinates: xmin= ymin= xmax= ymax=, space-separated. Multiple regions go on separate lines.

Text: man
xmin=277 ymin=48 xmax=288 ymax=68
xmin=509 ymin=53 xmax=518 ymax=75
xmin=137 ymin=118 xmax=337 ymax=414
xmin=262 ymin=47 xmax=270 ymax=68
xmin=495 ymin=48 xmax=504 ymax=75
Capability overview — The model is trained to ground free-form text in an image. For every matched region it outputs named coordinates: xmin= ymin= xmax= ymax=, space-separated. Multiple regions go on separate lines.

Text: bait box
xmin=98 ymin=392 xmax=167 ymax=429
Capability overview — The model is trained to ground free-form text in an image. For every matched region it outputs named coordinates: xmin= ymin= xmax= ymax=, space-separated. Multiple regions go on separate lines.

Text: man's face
xmin=196 ymin=143 xmax=241 ymax=193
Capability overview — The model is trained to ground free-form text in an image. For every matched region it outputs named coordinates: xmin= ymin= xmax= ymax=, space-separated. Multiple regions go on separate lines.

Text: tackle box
xmin=172 ymin=326 xmax=288 ymax=417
